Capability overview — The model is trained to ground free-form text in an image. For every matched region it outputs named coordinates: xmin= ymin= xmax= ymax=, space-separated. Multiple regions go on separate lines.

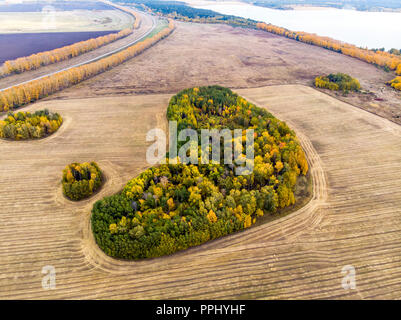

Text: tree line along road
xmin=0 ymin=9 xmax=158 ymax=92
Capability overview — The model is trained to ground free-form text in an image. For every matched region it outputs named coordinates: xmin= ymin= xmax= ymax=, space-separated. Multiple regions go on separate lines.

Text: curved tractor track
xmin=1 ymin=85 xmax=401 ymax=299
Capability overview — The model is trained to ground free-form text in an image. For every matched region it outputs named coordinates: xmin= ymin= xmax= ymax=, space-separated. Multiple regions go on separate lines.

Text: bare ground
xmin=1 ymin=85 xmax=401 ymax=299
xmin=49 ymin=21 xmax=401 ymax=124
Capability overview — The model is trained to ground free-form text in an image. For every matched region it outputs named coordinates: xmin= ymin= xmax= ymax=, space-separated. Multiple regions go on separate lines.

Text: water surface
xmin=194 ymin=3 xmax=401 ymax=50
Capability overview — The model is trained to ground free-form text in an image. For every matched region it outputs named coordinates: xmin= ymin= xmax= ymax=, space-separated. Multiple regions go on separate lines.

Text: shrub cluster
xmin=62 ymin=162 xmax=103 ymax=201
xmin=0 ymin=109 xmax=62 ymax=140
xmin=387 ymin=76 xmax=401 ymax=91
xmin=315 ymin=73 xmax=361 ymax=92
xmin=92 ymin=86 xmax=308 ymax=260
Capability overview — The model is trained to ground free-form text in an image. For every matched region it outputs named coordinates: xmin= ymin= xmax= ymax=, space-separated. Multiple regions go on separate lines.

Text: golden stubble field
xmin=1 ymin=85 xmax=401 ymax=299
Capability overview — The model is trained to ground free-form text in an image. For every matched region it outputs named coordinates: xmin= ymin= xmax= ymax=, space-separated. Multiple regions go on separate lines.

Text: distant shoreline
xmin=186 ymin=0 xmax=401 ymax=50
xmin=288 ymin=4 xmax=401 ymax=13
xmin=185 ymin=0 xmax=401 ymax=13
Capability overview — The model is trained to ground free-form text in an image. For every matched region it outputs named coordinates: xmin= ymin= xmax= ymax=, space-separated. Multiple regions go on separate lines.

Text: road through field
xmin=1 ymin=85 xmax=401 ymax=299
xmin=0 ymin=10 xmax=157 ymax=91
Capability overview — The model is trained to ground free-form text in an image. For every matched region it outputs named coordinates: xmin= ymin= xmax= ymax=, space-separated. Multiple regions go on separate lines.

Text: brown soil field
xmin=50 ymin=22 xmax=401 ymax=125
xmin=0 ymin=31 xmax=119 ymax=65
xmin=1 ymin=85 xmax=401 ymax=299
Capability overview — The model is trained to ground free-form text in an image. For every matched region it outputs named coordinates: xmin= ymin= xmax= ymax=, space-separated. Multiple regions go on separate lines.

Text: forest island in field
xmin=92 ymin=86 xmax=308 ymax=259
xmin=1 ymin=0 xmax=401 ymax=301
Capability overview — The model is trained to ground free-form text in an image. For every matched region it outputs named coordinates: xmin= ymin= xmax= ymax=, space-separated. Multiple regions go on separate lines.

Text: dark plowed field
xmin=0 ymin=31 xmax=118 ymax=64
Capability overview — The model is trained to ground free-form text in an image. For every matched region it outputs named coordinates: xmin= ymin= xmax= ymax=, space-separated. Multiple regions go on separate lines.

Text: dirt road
xmin=1 ymin=85 xmax=400 ymax=299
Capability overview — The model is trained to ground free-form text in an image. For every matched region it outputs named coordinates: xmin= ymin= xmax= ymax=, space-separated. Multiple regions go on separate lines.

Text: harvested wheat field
xmin=1 ymin=85 xmax=401 ymax=299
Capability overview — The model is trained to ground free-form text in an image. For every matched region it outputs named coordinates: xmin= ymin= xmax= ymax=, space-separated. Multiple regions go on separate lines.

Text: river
xmin=192 ymin=2 xmax=401 ymax=50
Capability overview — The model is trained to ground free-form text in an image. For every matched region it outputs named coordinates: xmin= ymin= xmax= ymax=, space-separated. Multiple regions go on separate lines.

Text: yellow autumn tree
xmin=387 ymin=76 xmax=401 ymax=91
xmin=207 ymin=209 xmax=218 ymax=223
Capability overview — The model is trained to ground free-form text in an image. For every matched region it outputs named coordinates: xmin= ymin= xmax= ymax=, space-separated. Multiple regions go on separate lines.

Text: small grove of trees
xmin=315 ymin=73 xmax=361 ymax=92
xmin=0 ymin=29 xmax=133 ymax=77
xmin=0 ymin=20 xmax=175 ymax=113
xmin=388 ymin=48 xmax=401 ymax=56
xmin=62 ymin=162 xmax=103 ymax=201
xmin=0 ymin=109 xmax=62 ymax=140
xmin=256 ymin=22 xmax=401 ymax=77
xmin=387 ymin=76 xmax=401 ymax=91
xmin=91 ymin=86 xmax=309 ymax=260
